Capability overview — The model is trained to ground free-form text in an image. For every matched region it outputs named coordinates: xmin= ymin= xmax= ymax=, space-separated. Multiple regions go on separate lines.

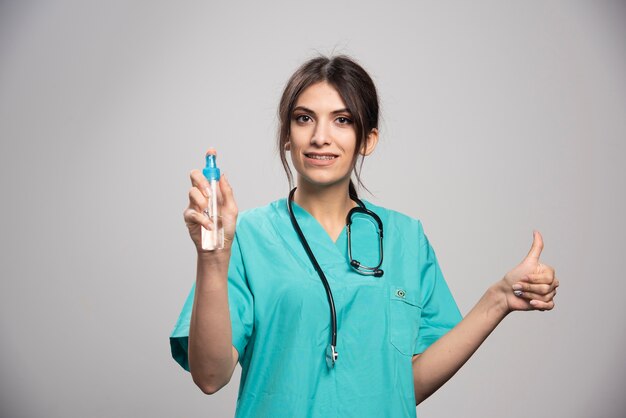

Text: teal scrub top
xmin=170 ymin=199 xmax=462 ymax=418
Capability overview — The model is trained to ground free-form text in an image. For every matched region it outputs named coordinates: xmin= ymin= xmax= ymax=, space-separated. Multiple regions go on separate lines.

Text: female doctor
xmin=171 ymin=55 xmax=559 ymax=418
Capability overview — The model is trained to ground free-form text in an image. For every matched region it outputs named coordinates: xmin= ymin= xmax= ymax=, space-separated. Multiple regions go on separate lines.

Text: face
xmin=286 ymin=81 xmax=377 ymax=190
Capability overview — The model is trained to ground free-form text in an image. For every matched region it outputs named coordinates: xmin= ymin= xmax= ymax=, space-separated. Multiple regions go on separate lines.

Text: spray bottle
xmin=201 ymin=149 xmax=224 ymax=251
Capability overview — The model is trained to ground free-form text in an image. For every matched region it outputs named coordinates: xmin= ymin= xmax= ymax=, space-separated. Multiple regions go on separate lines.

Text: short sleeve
xmin=414 ymin=223 xmax=463 ymax=354
xmin=169 ymin=233 xmax=254 ymax=371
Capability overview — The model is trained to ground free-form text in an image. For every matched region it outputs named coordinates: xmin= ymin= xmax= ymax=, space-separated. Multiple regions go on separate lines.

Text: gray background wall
xmin=1 ymin=1 xmax=625 ymax=417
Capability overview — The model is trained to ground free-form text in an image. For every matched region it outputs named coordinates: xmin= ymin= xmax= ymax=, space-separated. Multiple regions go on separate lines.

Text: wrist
xmin=197 ymin=248 xmax=232 ymax=272
xmin=484 ymin=281 xmax=511 ymax=320
xmin=197 ymin=247 xmax=231 ymax=262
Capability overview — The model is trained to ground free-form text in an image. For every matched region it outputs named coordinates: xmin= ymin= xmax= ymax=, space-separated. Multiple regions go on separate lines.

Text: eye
xmin=294 ymin=114 xmax=312 ymax=123
xmin=336 ymin=116 xmax=353 ymax=125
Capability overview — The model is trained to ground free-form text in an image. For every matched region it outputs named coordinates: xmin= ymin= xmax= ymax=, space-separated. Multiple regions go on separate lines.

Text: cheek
xmin=337 ymin=131 xmax=358 ymax=154
xmin=289 ymin=124 xmax=310 ymax=145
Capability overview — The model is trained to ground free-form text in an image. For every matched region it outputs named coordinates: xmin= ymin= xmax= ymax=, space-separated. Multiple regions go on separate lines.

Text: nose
xmin=310 ymin=120 xmax=331 ymax=146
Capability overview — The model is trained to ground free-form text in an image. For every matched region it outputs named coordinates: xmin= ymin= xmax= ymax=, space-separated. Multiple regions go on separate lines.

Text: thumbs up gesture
xmin=500 ymin=231 xmax=559 ymax=312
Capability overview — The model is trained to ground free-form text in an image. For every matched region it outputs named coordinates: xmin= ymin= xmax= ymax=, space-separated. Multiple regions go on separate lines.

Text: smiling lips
xmin=305 ymin=153 xmax=338 ymax=160
xmin=304 ymin=152 xmax=339 ymax=165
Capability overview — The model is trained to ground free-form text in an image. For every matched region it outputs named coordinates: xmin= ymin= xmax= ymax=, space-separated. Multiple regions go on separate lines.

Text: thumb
xmin=525 ymin=230 xmax=544 ymax=261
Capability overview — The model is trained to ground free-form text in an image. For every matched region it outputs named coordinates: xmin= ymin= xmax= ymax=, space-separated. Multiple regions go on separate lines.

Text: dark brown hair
xmin=277 ymin=55 xmax=379 ymax=196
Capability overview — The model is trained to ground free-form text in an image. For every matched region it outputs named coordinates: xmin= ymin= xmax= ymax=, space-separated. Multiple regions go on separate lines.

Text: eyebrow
xmin=292 ymin=106 xmax=352 ymax=116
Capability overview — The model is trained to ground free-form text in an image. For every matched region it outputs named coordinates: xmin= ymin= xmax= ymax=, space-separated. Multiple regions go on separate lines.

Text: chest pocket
xmin=389 ymin=286 xmax=422 ymax=356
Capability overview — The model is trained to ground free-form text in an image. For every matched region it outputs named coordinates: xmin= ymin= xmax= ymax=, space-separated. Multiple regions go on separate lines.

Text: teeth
xmin=308 ymin=155 xmax=335 ymax=160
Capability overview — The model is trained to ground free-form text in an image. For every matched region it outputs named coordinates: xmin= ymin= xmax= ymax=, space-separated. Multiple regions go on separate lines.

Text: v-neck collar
xmin=289 ymin=199 xmax=347 ymax=255
xmin=271 ymin=198 xmax=384 ymax=283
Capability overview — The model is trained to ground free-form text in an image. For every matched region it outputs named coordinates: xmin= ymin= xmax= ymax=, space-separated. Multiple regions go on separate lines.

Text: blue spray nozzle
xmin=203 ymin=149 xmax=221 ymax=181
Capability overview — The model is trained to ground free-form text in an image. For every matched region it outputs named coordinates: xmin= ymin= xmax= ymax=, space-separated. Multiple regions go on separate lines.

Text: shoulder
xmin=231 ymin=199 xmax=294 ymax=266
xmin=235 ymin=198 xmax=288 ymax=236
xmin=363 ymin=200 xmax=429 ymax=248
xmin=238 ymin=198 xmax=286 ymax=220
xmin=363 ymin=200 xmax=425 ymax=232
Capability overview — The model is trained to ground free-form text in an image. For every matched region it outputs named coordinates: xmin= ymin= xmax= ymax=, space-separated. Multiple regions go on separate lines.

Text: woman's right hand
xmin=184 ymin=169 xmax=239 ymax=393
xmin=183 ymin=170 xmax=238 ymax=254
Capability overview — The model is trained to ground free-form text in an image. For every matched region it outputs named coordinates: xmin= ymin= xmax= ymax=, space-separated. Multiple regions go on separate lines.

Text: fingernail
xmin=513 ymin=290 xmax=523 ymax=297
xmin=529 ymin=300 xmax=538 ymax=306
xmin=204 ymin=187 xmax=211 ymax=198
xmin=512 ymin=284 xmax=522 ymax=290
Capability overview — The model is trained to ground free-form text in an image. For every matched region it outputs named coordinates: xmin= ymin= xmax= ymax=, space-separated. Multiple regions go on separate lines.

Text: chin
xmin=298 ymin=174 xmax=352 ymax=189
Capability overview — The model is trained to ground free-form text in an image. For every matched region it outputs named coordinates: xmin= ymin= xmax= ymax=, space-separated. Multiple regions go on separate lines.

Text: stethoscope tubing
xmin=287 ymin=187 xmax=339 ymax=350
xmin=287 ymin=187 xmax=383 ymax=367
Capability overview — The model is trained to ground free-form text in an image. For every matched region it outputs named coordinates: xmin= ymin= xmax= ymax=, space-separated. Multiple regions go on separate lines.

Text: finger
xmin=190 ymin=169 xmax=210 ymax=197
xmin=188 ymin=187 xmax=208 ymax=212
xmin=522 ymin=271 xmax=555 ymax=285
xmin=525 ymin=230 xmax=544 ymax=261
xmin=183 ymin=208 xmax=211 ymax=229
xmin=514 ymin=282 xmax=552 ymax=295
xmin=514 ymin=290 xmax=556 ymax=303
xmin=220 ymin=174 xmax=238 ymax=213
xmin=529 ymin=299 xmax=555 ymax=311
xmin=214 ymin=178 xmax=224 ymax=206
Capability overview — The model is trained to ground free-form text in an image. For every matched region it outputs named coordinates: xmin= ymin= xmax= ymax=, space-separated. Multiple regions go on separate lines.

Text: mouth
xmin=304 ymin=153 xmax=338 ymax=160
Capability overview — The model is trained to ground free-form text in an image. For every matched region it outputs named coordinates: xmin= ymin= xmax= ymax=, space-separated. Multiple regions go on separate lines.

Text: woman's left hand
xmin=499 ymin=231 xmax=559 ymax=312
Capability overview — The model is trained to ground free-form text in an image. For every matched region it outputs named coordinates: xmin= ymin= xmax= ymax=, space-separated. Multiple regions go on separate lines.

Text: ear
xmin=284 ymin=141 xmax=291 ymax=151
xmin=360 ymin=128 xmax=379 ymax=156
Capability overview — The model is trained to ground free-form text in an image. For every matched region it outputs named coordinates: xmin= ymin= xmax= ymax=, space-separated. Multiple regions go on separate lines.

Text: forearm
xmin=412 ymin=282 xmax=509 ymax=405
xmin=188 ymin=251 xmax=236 ymax=393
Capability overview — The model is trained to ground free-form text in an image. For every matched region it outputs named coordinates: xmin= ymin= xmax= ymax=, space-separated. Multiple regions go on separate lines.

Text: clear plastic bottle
xmin=201 ymin=149 xmax=224 ymax=250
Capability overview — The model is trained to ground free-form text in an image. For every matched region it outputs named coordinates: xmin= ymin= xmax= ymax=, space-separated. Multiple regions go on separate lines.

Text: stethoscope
xmin=287 ymin=187 xmax=384 ymax=368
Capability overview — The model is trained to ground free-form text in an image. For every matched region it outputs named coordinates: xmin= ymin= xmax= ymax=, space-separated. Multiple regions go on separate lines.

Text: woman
xmin=170 ymin=55 xmax=559 ymax=417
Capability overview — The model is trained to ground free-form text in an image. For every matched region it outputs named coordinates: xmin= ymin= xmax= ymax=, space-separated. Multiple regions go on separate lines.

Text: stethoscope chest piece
xmin=326 ymin=344 xmax=338 ymax=369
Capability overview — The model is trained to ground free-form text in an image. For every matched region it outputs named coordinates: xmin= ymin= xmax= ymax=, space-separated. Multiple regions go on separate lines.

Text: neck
xmin=293 ymin=178 xmax=357 ymax=241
